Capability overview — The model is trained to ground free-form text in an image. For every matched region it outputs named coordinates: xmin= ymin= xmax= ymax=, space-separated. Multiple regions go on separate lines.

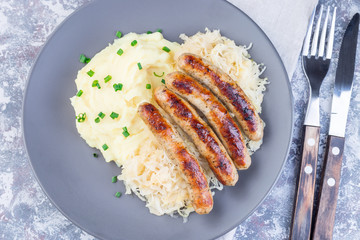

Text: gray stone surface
xmin=0 ymin=0 xmax=359 ymax=239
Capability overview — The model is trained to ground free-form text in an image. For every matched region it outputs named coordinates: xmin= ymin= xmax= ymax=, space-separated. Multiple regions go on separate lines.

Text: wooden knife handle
xmin=312 ymin=135 xmax=345 ymax=240
xmin=290 ymin=125 xmax=320 ymax=240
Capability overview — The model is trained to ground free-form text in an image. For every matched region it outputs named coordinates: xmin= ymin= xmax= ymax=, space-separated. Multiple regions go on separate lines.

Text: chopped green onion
xmin=115 ymin=192 xmax=122 ymax=198
xmin=80 ymin=54 xmax=91 ymax=63
xmin=161 ymin=79 xmax=165 ymax=84
xmin=146 ymin=31 xmax=152 ymax=34
xmin=76 ymin=90 xmax=83 ymax=97
xmin=122 ymin=126 xmax=130 ymax=138
xmin=131 ymin=40 xmax=137 ymax=46
xmin=95 ymin=117 xmax=100 ymax=123
xmin=156 ymin=29 xmax=162 ymax=33
xmin=117 ymin=48 xmax=124 ymax=56
xmin=162 ymin=46 xmax=170 ymax=52
xmin=104 ymin=75 xmax=112 ymax=83
xmin=137 ymin=62 xmax=142 ymax=70
xmin=98 ymin=112 xmax=105 ymax=119
xmin=146 ymin=84 xmax=151 ymax=89
xmin=87 ymin=70 xmax=95 ymax=77
xmin=92 ymin=80 xmax=101 ymax=89
xmin=79 ymin=54 xmax=87 ymax=63
xmin=112 ymin=176 xmax=118 ymax=183
xmin=76 ymin=113 xmax=86 ymax=123
xmin=153 ymin=71 xmax=164 ymax=77
xmin=93 ymin=153 xmax=98 ymax=158
xmin=116 ymin=31 xmax=122 ymax=38
xmin=113 ymin=83 xmax=123 ymax=92
xmin=110 ymin=112 xmax=119 ymax=119
xmin=91 ymin=80 xmax=98 ymax=87
xmin=102 ymin=144 xmax=109 ymax=151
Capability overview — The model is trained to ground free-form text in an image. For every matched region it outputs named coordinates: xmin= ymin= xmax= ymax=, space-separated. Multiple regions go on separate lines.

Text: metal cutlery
xmin=312 ymin=13 xmax=359 ymax=240
xmin=290 ymin=5 xmax=336 ymax=240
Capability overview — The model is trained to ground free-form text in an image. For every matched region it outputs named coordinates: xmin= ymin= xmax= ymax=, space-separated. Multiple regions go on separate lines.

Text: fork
xmin=290 ymin=5 xmax=336 ymax=240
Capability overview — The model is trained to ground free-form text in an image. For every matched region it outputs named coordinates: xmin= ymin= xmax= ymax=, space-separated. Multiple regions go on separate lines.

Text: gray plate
xmin=23 ymin=0 xmax=293 ymax=239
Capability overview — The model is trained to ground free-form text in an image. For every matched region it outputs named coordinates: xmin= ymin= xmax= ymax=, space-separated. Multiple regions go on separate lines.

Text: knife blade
xmin=312 ymin=13 xmax=359 ymax=240
xmin=328 ymin=13 xmax=359 ymax=137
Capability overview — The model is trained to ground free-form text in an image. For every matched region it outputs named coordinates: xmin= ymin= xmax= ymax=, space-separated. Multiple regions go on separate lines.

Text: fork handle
xmin=312 ymin=135 xmax=345 ymax=240
xmin=290 ymin=125 xmax=320 ymax=240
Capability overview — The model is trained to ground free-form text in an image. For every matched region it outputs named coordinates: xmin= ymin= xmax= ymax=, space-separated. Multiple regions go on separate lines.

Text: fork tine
xmin=302 ymin=7 xmax=316 ymax=56
xmin=326 ymin=7 xmax=337 ymax=59
xmin=310 ymin=5 xmax=324 ymax=56
xmin=318 ymin=7 xmax=330 ymax=57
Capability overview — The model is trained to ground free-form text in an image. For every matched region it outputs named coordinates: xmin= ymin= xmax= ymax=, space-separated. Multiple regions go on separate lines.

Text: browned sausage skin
xmin=177 ymin=53 xmax=263 ymax=141
xmin=154 ymin=87 xmax=238 ymax=186
xmin=138 ymin=102 xmax=213 ymax=214
xmin=165 ymin=71 xmax=251 ymax=169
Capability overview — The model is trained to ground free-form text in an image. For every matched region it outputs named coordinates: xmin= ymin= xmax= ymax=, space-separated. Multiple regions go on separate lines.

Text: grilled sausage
xmin=177 ymin=53 xmax=263 ymax=141
xmin=165 ymin=71 xmax=251 ymax=169
xmin=154 ymin=87 xmax=238 ymax=186
xmin=138 ymin=102 xmax=213 ymax=214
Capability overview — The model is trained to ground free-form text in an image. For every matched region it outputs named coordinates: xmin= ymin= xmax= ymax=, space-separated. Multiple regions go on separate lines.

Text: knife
xmin=312 ymin=13 xmax=359 ymax=240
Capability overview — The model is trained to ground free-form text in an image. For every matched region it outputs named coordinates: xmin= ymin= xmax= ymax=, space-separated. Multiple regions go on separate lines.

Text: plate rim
xmin=22 ymin=0 xmax=294 ymax=239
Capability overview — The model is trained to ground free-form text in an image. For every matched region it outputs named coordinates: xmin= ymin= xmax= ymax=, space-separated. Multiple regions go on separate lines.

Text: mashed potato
xmin=71 ymin=32 xmax=179 ymax=165
xmin=70 ymin=30 xmax=267 ymax=219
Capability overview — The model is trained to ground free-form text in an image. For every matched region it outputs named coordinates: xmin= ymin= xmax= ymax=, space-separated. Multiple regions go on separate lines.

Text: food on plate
xmin=154 ymin=86 xmax=238 ymax=186
xmin=138 ymin=102 xmax=213 ymax=214
xmin=71 ymin=32 xmax=207 ymax=217
xmin=165 ymin=71 xmax=251 ymax=169
xmin=70 ymin=32 xmax=180 ymax=165
xmin=70 ymin=29 xmax=268 ymax=219
xmin=178 ymin=53 xmax=264 ymax=141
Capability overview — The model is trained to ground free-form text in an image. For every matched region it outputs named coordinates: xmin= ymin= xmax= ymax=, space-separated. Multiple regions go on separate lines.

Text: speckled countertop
xmin=1 ymin=0 xmax=359 ymax=239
